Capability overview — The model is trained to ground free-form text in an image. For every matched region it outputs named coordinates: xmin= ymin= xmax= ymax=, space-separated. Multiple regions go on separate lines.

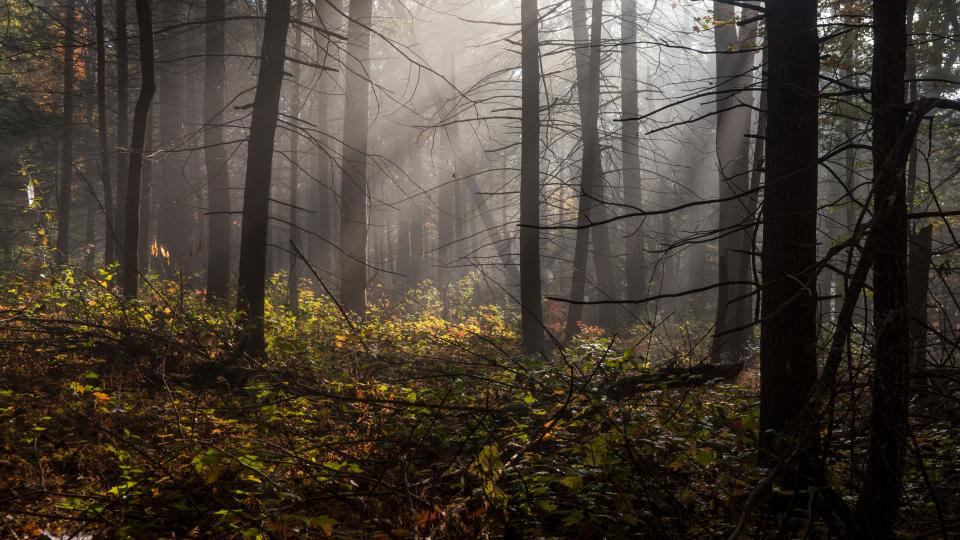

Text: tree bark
xmin=855 ymin=2 xmax=911 ymax=536
xmin=339 ymin=0 xmax=373 ymax=316
xmin=121 ymin=0 xmax=156 ymax=297
xmin=758 ymin=0 xmax=819 ymax=466
xmin=55 ymin=0 xmax=77 ymax=267
xmin=287 ymin=0 xmax=304 ymax=312
xmin=115 ymin=0 xmax=129 ymax=252
xmin=565 ymin=0 xmax=617 ymax=339
xmin=710 ymin=4 xmax=756 ymax=363
xmin=235 ymin=0 xmax=292 ymax=357
xmin=94 ymin=0 xmax=115 ymax=266
xmin=520 ymin=0 xmax=545 ymax=354
xmin=908 ymin=224 xmax=933 ymax=392
xmin=621 ymin=0 xmax=645 ymax=321
xmin=156 ymin=1 xmax=191 ymax=273
xmin=204 ymin=0 xmax=231 ymax=299
xmin=308 ymin=0 xmax=339 ymax=285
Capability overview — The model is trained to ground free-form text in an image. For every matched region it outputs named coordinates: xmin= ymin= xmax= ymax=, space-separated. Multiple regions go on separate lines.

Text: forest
xmin=0 ymin=0 xmax=958 ymax=537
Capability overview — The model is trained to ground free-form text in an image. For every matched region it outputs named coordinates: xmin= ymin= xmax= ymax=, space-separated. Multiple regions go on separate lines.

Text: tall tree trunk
xmin=908 ymin=224 xmax=933 ymax=392
xmin=855 ymin=2 xmax=911 ymax=536
xmin=519 ymin=0 xmax=545 ymax=353
xmin=621 ymin=0 xmax=645 ymax=316
xmin=287 ymin=0 xmax=304 ymax=312
xmin=710 ymin=4 xmax=756 ymax=363
xmin=204 ymin=0 xmax=231 ymax=299
xmin=95 ymin=0 xmax=115 ymax=266
xmin=235 ymin=0 xmax=292 ymax=357
xmin=55 ymin=0 xmax=77 ymax=267
xmin=121 ymin=0 xmax=156 ymax=297
xmin=565 ymin=0 xmax=616 ymax=339
xmin=156 ymin=1 xmax=191 ymax=274
xmin=139 ymin=115 xmax=154 ymax=274
xmin=115 ymin=0 xmax=129 ymax=252
xmin=308 ymin=0 xmax=338 ymax=284
xmin=339 ymin=0 xmax=373 ymax=316
xmin=758 ymin=0 xmax=819 ymax=465
xmin=437 ymin=66 xmax=457 ymax=314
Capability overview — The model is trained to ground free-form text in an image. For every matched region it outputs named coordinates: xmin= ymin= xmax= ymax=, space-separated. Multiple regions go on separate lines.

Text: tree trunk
xmin=758 ymin=1 xmax=819 ymax=466
xmin=287 ymin=0 xmax=304 ymax=312
xmin=339 ymin=0 xmax=373 ymax=316
xmin=204 ymin=0 xmax=231 ymax=299
xmin=308 ymin=0 xmax=339 ymax=285
xmin=519 ymin=0 xmax=545 ymax=354
xmin=115 ymin=0 xmax=129 ymax=255
xmin=235 ymin=0 xmax=292 ymax=357
xmin=94 ymin=0 xmax=116 ymax=266
xmin=121 ymin=0 xmax=156 ymax=297
xmin=710 ymin=4 xmax=756 ymax=363
xmin=139 ymin=115 xmax=154 ymax=274
xmin=908 ymin=224 xmax=933 ymax=392
xmin=55 ymin=0 xmax=77 ymax=267
xmin=855 ymin=2 xmax=911 ymax=536
xmin=565 ymin=0 xmax=616 ymax=339
xmin=156 ymin=1 xmax=191 ymax=274
xmin=621 ymin=0 xmax=645 ymax=320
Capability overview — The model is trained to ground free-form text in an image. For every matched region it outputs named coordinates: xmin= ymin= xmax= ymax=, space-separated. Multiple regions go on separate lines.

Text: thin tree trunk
xmin=56 ymin=0 xmax=77 ymax=267
xmin=139 ymin=115 xmax=153 ymax=274
xmin=565 ymin=0 xmax=615 ymax=339
xmin=95 ymin=0 xmax=115 ymax=265
xmin=121 ymin=0 xmax=156 ymax=297
xmin=115 ymin=0 xmax=129 ymax=251
xmin=287 ymin=0 xmax=304 ymax=312
xmin=908 ymin=224 xmax=933 ymax=392
xmin=758 ymin=0 xmax=819 ymax=466
xmin=339 ymin=0 xmax=373 ymax=316
xmin=520 ymin=0 xmax=545 ymax=354
xmin=204 ymin=0 xmax=231 ymax=299
xmin=308 ymin=0 xmax=338 ymax=285
xmin=621 ymin=0 xmax=645 ymax=318
xmin=235 ymin=0 xmax=292 ymax=357
xmin=855 ymin=2 xmax=911 ymax=536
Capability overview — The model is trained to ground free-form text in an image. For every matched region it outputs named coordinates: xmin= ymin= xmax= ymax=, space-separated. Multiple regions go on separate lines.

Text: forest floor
xmin=0 ymin=270 xmax=957 ymax=538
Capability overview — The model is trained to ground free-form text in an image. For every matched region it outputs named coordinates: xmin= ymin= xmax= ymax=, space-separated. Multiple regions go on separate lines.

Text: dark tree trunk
xmin=621 ymin=0 xmax=645 ymax=319
xmin=710 ymin=4 xmax=756 ymax=363
xmin=758 ymin=1 xmax=819 ymax=465
xmin=121 ymin=0 xmax=156 ymax=297
xmin=235 ymin=0 xmax=292 ymax=357
xmin=204 ymin=0 xmax=231 ymax=299
xmin=565 ymin=0 xmax=617 ymax=339
xmin=55 ymin=0 xmax=77 ymax=267
xmin=95 ymin=0 xmax=115 ymax=266
xmin=115 ymin=0 xmax=129 ymax=251
xmin=339 ymin=0 xmax=373 ymax=316
xmin=909 ymin=224 xmax=933 ymax=391
xmin=855 ymin=2 xmax=911 ymax=536
xmin=519 ymin=0 xmax=545 ymax=354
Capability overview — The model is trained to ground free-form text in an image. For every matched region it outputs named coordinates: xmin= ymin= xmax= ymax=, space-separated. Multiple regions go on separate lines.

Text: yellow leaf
xmin=92 ymin=392 xmax=110 ymax=402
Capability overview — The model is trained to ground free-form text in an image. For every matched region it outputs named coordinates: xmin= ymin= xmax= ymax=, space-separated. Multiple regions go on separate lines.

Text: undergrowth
xmin=0 ymin=268 xmax=955 ymax=538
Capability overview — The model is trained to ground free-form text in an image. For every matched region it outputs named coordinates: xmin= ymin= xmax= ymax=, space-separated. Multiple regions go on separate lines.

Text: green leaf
xmin=559 ymin=475 xmax=583 ymax=490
